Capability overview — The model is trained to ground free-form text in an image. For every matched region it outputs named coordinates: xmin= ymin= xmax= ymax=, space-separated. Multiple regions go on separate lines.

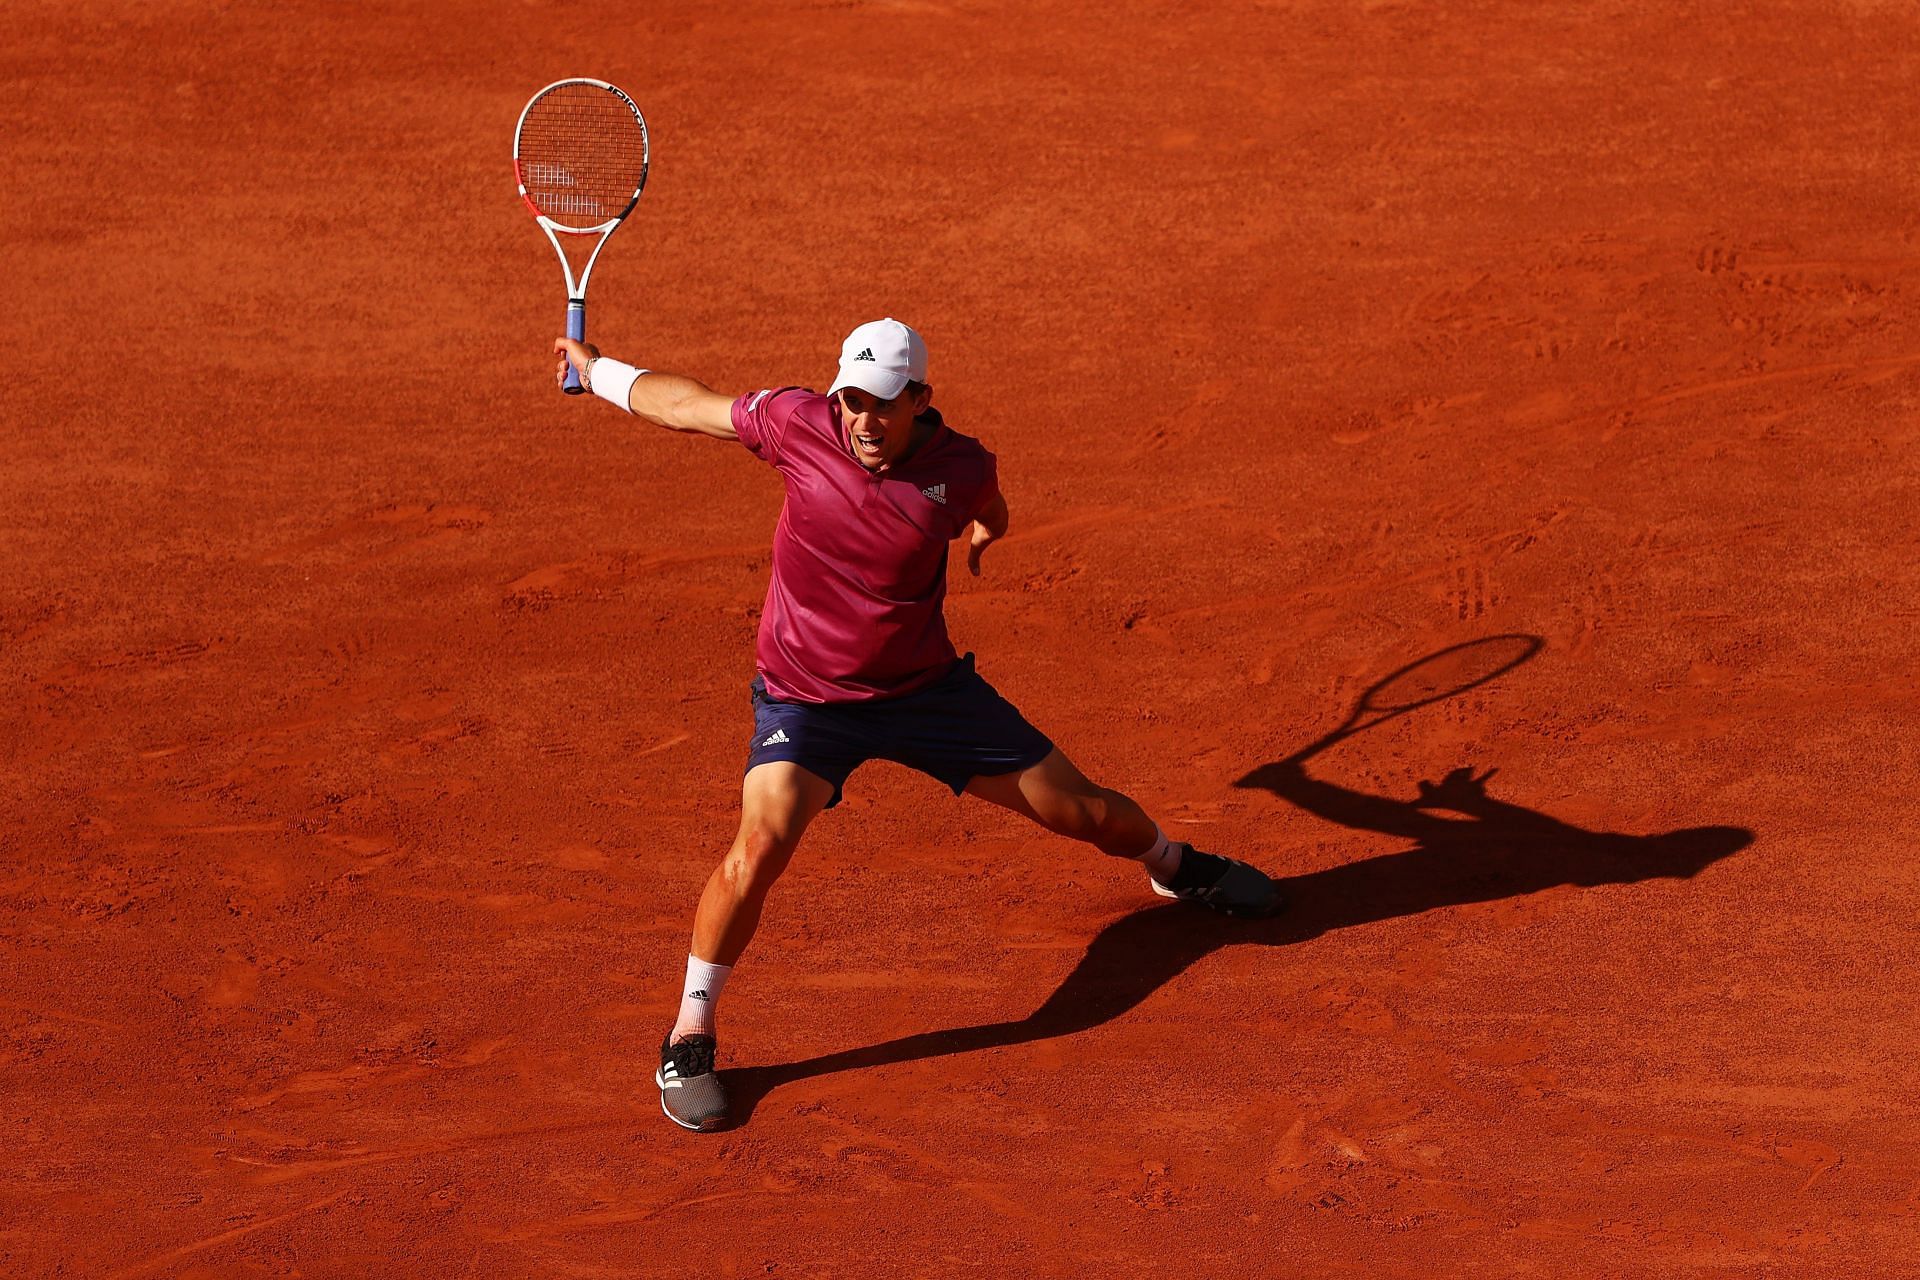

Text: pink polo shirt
xmin=731 ymin=387 xmax=999 ymax=703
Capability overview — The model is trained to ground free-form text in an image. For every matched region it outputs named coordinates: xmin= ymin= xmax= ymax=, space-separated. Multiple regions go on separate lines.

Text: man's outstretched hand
xmin=553 ymin=337 xmax=601 ymax=391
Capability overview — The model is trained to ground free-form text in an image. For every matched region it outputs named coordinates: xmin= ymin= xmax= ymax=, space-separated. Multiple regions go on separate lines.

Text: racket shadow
xmin=723 ymin=651 xmax=1754 ymax=1124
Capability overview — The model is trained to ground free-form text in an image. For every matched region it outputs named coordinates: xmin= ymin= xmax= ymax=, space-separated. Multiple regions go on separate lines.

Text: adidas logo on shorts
xmin=761 ymin=728 xmax=790 ymax=746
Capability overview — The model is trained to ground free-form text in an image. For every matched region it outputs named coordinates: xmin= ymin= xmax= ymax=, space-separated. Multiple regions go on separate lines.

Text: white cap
xmin=828 ymin=318 xmax=927 ymax=400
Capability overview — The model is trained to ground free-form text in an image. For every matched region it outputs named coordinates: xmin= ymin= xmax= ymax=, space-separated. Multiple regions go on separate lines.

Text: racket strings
xmin=517 ymin=84 xmax=647 ymax=228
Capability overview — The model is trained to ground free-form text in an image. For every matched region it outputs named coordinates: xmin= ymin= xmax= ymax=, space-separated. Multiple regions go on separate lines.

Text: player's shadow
xmin=725 ymin=664 xmax=1752 ymax=1122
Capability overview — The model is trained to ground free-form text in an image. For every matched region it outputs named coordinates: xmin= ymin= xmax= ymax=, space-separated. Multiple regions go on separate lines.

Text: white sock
xmin=1133 ymin=828 xmax=1184 ymax=882
xmin=671 ymin=954 xmax=732 ymax=1042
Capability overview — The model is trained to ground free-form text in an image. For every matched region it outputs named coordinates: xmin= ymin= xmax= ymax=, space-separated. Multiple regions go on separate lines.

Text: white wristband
xmin=587 ymin=357 xmax=646 ymax=412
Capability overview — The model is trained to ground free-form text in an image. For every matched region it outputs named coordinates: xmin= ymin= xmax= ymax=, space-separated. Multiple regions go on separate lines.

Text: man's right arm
xmin=553 ymin=337 xmax=737 ymax=441
xmin=621 ymin=371 xmax=737 ymax=440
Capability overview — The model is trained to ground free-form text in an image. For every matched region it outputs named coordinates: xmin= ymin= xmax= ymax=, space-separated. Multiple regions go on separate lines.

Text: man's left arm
xmin=966 ymin=486 xmax=1008 ymax=577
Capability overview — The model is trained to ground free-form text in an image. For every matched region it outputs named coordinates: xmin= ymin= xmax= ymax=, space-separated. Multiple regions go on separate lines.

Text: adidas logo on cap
xmin=831 ymin=319 xmax=928 ymax=400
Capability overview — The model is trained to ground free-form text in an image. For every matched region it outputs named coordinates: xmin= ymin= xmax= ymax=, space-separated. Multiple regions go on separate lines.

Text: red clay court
xmin=5 ymin=2 xmax=1919 ymax=1275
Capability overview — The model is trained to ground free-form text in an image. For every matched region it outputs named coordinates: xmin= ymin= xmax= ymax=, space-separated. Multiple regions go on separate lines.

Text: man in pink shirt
xmin=552 ymin=319 xmax=1281 ymax=1131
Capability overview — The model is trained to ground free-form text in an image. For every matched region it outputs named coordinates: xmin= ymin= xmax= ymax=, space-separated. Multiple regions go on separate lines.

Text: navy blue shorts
xmin=746 ymin=654 xmax=1054 ymax=808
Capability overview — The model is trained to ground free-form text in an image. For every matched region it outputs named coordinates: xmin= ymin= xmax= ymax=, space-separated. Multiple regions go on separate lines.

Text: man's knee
xmin=726 ymin=769 xmax=828 ymax=890
xmin=726 ymin=822 xmax=799 ymax=889
xmin=718 ymin=790 xmax=814 ymax=890
xmin=1039 ymin=786 xmax=1116 ymax=840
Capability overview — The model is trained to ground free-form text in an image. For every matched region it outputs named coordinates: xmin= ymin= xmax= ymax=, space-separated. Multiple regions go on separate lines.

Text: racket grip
xmin=562 ymin=302 xmax=586 ymax=395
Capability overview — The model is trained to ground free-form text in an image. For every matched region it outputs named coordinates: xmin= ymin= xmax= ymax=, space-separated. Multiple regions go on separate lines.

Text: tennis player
xmin=551 ymin=319 xmax=1282 ymax=1131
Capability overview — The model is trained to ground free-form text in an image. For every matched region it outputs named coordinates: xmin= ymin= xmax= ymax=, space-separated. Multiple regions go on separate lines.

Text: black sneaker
xmin=656 ymin=1034 xmax=729 ymax=1131
xmin=1151 ymin=844 xmax=1284 ymax=918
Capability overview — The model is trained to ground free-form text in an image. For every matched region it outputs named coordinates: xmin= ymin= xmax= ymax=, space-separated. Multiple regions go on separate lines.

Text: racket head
xmin=514 ymin=78 xmax=650 ymax=231
xmin=1360 ymin=633 xmax=1543 ymax=715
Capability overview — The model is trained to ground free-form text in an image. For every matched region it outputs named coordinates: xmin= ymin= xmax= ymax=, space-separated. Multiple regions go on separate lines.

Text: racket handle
xmin=562 ymin=302 xmax=587 ymax=395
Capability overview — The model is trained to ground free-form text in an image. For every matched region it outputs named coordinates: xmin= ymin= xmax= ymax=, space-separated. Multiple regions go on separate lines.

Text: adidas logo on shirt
xmin=921 ymin=483 xmax=947 ymax=505
xmin=761 ymin=728 xmax=790 ymax=746
xmin=853 ymin=348 xmax=875 ymax=361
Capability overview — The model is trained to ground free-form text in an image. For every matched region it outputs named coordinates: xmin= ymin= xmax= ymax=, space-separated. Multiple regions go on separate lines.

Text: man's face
xmin=836 ymin=384 xmax=932 ymax=471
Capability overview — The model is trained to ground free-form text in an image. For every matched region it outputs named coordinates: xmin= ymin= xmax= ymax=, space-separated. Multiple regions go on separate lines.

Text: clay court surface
xmin=7 ymin=1 xmax=1920 ymax=1274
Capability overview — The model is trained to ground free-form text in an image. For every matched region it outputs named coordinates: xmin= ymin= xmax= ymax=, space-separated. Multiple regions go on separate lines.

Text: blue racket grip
xmin=562 ymin=302 xmax=587 ymax=395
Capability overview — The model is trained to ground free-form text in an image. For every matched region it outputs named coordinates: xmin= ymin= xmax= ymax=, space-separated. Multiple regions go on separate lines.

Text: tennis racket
xmin=513 ymin=78 xmax=650 ymax=394
xmin=1285 ymin=633 xmax=1543 ymax=765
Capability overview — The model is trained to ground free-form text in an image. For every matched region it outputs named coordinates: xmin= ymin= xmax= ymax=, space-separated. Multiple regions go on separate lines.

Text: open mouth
xmin=854 ymin=433 xmax=883 ymax=457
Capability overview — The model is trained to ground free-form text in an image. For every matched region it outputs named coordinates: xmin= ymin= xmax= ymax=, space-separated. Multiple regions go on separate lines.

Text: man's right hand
xmin=553 ymin=337 xmax=601 ymax=391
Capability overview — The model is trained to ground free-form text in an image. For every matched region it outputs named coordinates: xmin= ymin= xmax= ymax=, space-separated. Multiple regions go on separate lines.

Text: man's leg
xmin=686 ymin=760 xmax=837 ymax=976
xmin=658 ymin=761 xmax=835 ymax=1132
xmin=961 ymin=747 xmax=1159 ymax=857
xmin=964 ymin=747 xmax=1283 ymax=918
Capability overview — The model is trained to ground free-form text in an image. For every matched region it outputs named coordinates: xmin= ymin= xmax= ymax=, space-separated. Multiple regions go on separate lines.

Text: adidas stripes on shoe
xmin=657 ymin=1033 xmax=730 ymax=1131
xmin=1151 ymin=844 xmax=1284 ymax=919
